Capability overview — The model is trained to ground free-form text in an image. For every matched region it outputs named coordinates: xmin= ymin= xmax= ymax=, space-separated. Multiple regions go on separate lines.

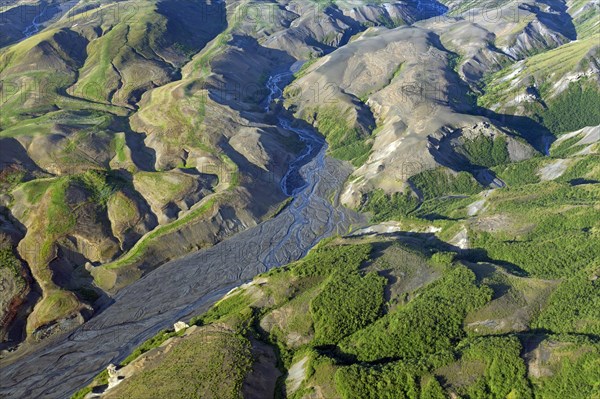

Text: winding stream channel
xmin=23 ymin=5 xmax=49 ymax=38
xmin=0 ymin=68 xmax=357 ymax=398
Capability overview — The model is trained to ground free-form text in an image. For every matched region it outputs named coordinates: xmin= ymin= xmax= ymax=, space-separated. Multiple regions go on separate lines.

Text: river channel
xmin=0 ymin=67 xmax=357 ymax=398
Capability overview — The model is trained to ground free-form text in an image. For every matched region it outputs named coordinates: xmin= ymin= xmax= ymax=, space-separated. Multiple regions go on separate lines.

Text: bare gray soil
xmin=0 ymin=70 xmax=358 ymax=399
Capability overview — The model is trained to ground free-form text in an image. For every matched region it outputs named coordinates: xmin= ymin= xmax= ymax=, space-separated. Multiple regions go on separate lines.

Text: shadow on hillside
xmin=156 ymin=0 xmax=228 ymax=57
xmin=201 ymin=34 xmax=332 ymax=194
xmin=476 ymin=107 xmax=556 ymax=154
xmin=0 ymin=2 xmax=68 ymax=48
xmin=351 ymin=230 xmax=530 ymax=277
xmin=534 ymin=0 xmax=578 ymax=41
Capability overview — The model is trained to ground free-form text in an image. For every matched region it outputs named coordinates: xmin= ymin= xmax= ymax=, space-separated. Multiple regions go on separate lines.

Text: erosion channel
xmin=0 ymin=66 xmax=358 ymax=399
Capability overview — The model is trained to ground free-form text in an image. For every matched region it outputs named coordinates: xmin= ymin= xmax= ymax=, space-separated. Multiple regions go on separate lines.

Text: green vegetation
xmin=491 ymin=158 xmax=545 ymax=186
xmin=0 ymin=236 xmax=23 ymax=283
xmin=108 ymin=330 xmax=252 ymax=399
xmin=312 ymin=270 xmax=385 ymax=344
xmin=294 ymin=57 xmax=320 ymax=79
xmin=77 ymin=170 xmax=124 ymax=208
xmin=307 ymin=106 xmax=373 ymax=166
xmin=447 ymin=52 xmax=463 ymax=72
xmin=410 ymin=168 xmax=483 ymax=200
xmin=532 ymin=341 xmax=600 ymax=399
xmin=341 ymin=265 xmax=492 ymax=363
xmin=122 ymin=329 xmax=186 ymax=366
xmin=80 ymin=233 xmax=600 ymax=398
xmin=534 ymin=275 xmax=600 ymax=335
xmin=551 ymin=134 xmax=588 ymax=158
xmin=0 ymin=246 xmax=22 ymax=277
xmin=459 ymin=135 xmax=510 ymax=168
xmin=569 ymin=0 xmax=600 ymax=38
xmin=70 ymin=370 xmax=108 ymax=399
xmin=112 ymin=133 xmax=127 ymax=162
xmin=359 ymin=146 xmax=599 ymax=281
xmin=18 ymin=179 xmax=55 ymax=205
xmin=46 ymin=178 xmax=76 ymax=236
xmin=98 ymin=196 xmax=219 ymax=273
xmin=478 ymin=34 xmax=600 ymax=126
xmin=412 ymin=195 xmax=476 ymax=221
xmin=133 ymin=171 xmax=196 ymax=204
xmin=420 ymin=376 xmax=446 ymax=399
xmin=463 ymin=263 xmax=558 ymax=336
xmin=470 ymin=183 xmax=600 ymax=278
xmin=295 ymin=243 xmax=372 ymax=277
xmin=107 ymin=192 xmax=139 ymax=227
xmin=539 ymin=81 xmax=600 ymax=135
xmin=0 ymin=0 xmax=242 ymax=325
xmin=0 ymin=167 xmax=25 ymax=193
xmin=452 ymin=336 xmax=532 ymax=398
xmin=361 ymin=169 xmax=484 ymax=223
xmin=360 ymin=189 xmax=420 ymax=222
xmin=335 ymin=362 xmax=422 ymax=399
xmin=557 ymin=155 xmax=600 ymax=183
xmin=7 ymin=1 xmax=600 ymax=396
xmin=191 ymin=291 xmax=253 ymax=326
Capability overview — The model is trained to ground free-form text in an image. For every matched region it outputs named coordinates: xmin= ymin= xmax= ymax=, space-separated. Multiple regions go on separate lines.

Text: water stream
xmin=0 ymin=66 xmax=356 ymax=399
xmin=23 ymin=5 xmax=48 ymax=38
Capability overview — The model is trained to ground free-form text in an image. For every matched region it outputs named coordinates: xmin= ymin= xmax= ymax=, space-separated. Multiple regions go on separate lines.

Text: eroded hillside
xmin=0 ymin=0 xmax=456 ymax=348
xmin=0 ymin=0 xmax=599 ymax=397
xmin=75 ymin=231 xmax=599 ymax=398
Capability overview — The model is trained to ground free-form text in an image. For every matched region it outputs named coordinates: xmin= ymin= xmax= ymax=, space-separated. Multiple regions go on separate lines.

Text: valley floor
xmin=0 ymin=154 xmax=356 ymax=398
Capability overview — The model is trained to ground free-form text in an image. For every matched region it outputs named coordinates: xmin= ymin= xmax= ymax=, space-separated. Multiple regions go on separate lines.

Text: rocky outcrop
xmin=479 ymin=34 xmax=599 ymax=113
xmin=0 ymin=229 xmax=29 ymax=344
xmin=106 ymin=364 xmax=122 ymax=390
xmin=30 ymin=311 xmax=91 ymax=342
xmin=553 ymin=126 xmax=600 ymax=156
xmin=173 ymin=321 xmax=189 ymax=333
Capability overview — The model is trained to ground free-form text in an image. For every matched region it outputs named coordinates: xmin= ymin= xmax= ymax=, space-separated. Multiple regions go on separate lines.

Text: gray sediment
xmin=0 ymin=70 xmax=358 ymax=399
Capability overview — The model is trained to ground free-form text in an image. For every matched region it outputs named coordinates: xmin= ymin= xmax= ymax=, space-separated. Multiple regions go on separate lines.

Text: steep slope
xmin=285 ymin=26 xmax=537 ymax=208
xmin=479 ymin=34 xmax=600 ymax=134
xmin=0 ymin=0 xmax=454 ymax=345
xmin=0 ymin=1 xmax=598 ymax=397
xmin=567 ymin=0 xmax=600 ymax=38
xmin=71 ymin=126 xmax=600 ymax=397
xmin=417 ymin=0 xmax=585 ymax=90
xmin=0 ymin=0 xmax=73 ymax=47
xmin=439 ymin=0 xmax=577 ymax=56
xmin=74 ymin=234 xmax=599 ymax=398
xmin=261 ymin=0 xmax=449 ymax=58
xmin=359 ymin=131 xmax=600 ymax=279
xmin=0 ymin=0 xmax=238 ymax=341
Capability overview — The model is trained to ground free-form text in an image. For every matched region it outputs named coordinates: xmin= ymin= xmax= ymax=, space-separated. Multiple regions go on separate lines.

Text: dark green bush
xmin=361 ymin=189 xmax=420 ymax=222
xmin=311 ymin=271 xmax=385 ymax=344
xmin=410 ymin=169 xmax=482 ymax=201
xmin=541 ymin=81 xmax=600 ymax=135
xmin=340 ymin=266 xmax=492 ymax=363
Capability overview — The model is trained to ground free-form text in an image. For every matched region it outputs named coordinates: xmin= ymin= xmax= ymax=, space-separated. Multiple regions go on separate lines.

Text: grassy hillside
xmin=568 ymin=0 xmax=600 ymax=38
xmin=361 ymin=152 xmax=600 ymax=280
xmin=74 ymin=234 xmax=599 ymax=398
xmin=1 ymin=2 xmax=598 ymax=389
xmin=478 ymin=34 xmax=600 ymax=135
xmin=3 ymin=0 xmax=419 ymax=345
xmin=0 ymin=0 xmax=275 ymax=339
